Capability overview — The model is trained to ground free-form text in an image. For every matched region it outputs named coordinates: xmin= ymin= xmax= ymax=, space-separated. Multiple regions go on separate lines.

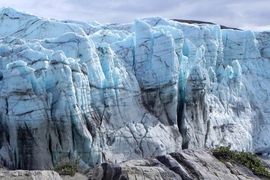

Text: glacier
xmin=0 ymin=7 xmax=270 ymax=170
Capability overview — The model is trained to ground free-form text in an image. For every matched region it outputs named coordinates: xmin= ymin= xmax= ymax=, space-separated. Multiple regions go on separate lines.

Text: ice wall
xmin=0 ymin=7 xmax=270 ymax=169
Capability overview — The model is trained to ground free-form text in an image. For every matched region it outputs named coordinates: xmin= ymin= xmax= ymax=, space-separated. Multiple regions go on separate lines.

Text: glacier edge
xmin=0 ymin=7 xmax=269 ymax=169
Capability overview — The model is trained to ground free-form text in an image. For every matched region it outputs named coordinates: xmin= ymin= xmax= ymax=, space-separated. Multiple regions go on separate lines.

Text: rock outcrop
xmin=0 ymin=169 xmax=62 ymax=180
xmin=90 ymin=149 xmax=264 ymax=180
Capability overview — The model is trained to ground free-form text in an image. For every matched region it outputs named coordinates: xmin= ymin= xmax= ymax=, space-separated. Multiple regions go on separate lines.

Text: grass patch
xmin=213 ymin=145 xmax=270 ymax=178
xmin=52 ymin=159 xmax=79 ymax=176
xmin=84 ymin=168 xmax=91 ymax=174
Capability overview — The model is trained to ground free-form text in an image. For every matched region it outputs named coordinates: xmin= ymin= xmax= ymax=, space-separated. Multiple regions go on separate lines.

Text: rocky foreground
xmin=0 ymin=169 xmax=62 ymax=180
xmin=89 ymin=149 xmax=270 ymax=180
xmin=1 ymin=149 xmax=269 ymax=180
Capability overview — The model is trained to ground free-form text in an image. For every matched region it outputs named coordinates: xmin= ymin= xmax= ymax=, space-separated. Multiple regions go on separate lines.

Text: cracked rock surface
xmin=0 ymin=168 xmax=62 ymax=180
xmin=90 ymin=149 xmax=263 ymax=180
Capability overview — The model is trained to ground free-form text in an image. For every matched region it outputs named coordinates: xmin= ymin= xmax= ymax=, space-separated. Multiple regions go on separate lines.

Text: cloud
xmin=61 ymin=0 xmax=182 ymax=23
xmin=0 ymin=0 xmax=269 ymax=31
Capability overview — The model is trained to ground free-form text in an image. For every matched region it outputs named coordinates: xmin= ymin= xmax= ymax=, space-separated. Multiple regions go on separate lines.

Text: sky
xmin=1 ymin=0 xmax=270 ymax=31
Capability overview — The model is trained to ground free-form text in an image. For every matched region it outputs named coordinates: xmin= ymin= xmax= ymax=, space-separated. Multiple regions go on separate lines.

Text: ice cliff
xmin=0 ymin=7 xmax=270 ymax=170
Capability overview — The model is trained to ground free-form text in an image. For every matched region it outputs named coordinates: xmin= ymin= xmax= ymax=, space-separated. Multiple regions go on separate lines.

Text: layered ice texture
xmin=0 ymin=7 xmax=270 ymax=169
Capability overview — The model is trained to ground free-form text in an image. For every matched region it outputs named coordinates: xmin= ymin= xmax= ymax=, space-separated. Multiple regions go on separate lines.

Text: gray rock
xmin=90 ymin=149 xmax=264 ymax=180
xmin=61 ymin=173 xmax=88 ymax=180
xmin=0 ymin=168 xmax=62 ymax=180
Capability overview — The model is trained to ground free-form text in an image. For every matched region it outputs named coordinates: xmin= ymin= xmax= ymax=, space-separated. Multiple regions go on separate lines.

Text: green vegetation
xmin=52 ymin=159 xmax=79 ymax=176
xmin=213 ymin=145 xmax=270 ymax=178
xmin=84 ymin=168 xmax=91 ymax=174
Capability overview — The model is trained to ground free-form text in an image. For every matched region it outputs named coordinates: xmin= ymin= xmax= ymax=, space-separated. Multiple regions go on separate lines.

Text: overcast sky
xmin=1 ymin=0 xmax=270 ymax=31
